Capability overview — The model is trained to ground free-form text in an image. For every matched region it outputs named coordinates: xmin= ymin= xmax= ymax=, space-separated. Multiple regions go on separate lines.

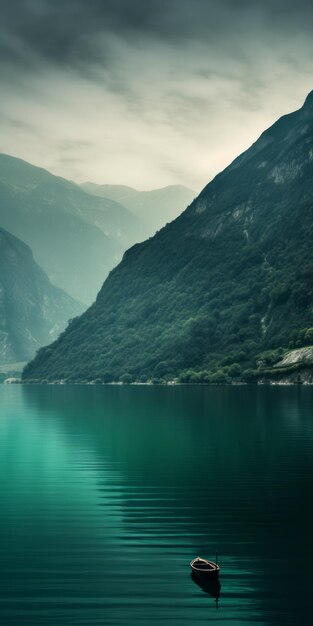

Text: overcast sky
xmin=0 ymin=0 xmax=312 ymax=191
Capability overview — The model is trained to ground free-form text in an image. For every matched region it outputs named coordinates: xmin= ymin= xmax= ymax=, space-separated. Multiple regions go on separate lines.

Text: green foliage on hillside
xmin=23 ymin=92 xmax=313 ymax=383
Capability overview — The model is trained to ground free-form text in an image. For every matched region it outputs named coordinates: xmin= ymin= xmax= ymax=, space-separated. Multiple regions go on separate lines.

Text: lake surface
xmin=0 ymin=385 xmax=312 ymax=625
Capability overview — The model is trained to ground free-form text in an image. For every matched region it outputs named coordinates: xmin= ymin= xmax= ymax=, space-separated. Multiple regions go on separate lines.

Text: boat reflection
xmin=191 ymin=572 xmax=221 ymax=609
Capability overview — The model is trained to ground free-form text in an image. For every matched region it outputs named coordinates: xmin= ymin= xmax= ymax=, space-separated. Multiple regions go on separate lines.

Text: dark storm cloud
xmin=1 ymin=0 xmax=313 ymax=68
xmin=0 ymin=0 xmax=312 ymax=189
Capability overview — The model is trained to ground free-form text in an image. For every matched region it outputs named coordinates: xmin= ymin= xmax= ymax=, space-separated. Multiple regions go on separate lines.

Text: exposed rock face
xmin=257 ymin=346 xmax=313 ymax=385
xmin=0 ymin=228 xmax=83 ymax=364
xmin=274 ymin=347 xmax=313 ymax=368
xmin=23 ymin=92 xmax=313 ymax=383
xmin=259 ymin=368 xmax=313 ymax=385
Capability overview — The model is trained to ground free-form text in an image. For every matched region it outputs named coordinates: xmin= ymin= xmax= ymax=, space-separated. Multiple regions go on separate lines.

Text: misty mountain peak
xmin=303 ymin=89 xmax=313 ymax=106
xmin=302 ymin=89 xmax=313 ymax=115
xmin=23 ymin=93 xmax=313 ymax=383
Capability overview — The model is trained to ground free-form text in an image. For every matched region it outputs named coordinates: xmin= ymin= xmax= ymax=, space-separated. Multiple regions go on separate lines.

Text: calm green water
xmin=0 ymin=385 xmax=313 ymax=625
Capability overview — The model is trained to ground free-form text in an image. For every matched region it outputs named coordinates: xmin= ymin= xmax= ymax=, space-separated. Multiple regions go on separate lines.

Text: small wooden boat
xmin=190 ymin=556 xmax=220 ymax=577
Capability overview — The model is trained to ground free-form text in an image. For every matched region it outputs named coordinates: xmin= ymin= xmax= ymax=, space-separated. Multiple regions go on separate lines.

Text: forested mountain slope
xmin=24 ymin=92 xmax=313 ymax=383
xmin=0 ymin=228 xmax=82 ymax=364
xmin=0 ymin=154 xmax=146 ymax=303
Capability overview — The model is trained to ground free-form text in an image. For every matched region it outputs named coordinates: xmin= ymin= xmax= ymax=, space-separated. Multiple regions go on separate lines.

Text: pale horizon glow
xmin=0 ymin=1 xmax=313 ymax=192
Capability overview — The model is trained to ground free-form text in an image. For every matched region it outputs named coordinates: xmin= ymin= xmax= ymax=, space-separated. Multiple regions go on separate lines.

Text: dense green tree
xmin=23 ymin=92 xmax=313 ymax=384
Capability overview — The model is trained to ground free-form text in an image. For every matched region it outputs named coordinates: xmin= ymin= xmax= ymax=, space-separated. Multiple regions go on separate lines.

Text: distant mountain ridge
xmin=0 ymin=154 xmax=146 ymax=303
xmin=0 ymin=227 xmax=82 ymax=365
xmin=82 ymin=182 xmax=196 ymax=232
xmin=24 ymin=91 xmax=313 ymax=383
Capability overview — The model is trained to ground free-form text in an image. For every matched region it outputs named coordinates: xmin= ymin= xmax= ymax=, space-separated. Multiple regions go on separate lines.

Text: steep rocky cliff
xmin=23 ymin=92 xmax=313 ymax=383
xmin=0 ymin=228 xmax=82 ymax=364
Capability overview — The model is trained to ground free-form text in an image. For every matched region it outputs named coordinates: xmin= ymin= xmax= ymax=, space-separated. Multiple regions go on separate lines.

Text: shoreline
xmin=3 ymin=379 xmax=313 ymax=387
